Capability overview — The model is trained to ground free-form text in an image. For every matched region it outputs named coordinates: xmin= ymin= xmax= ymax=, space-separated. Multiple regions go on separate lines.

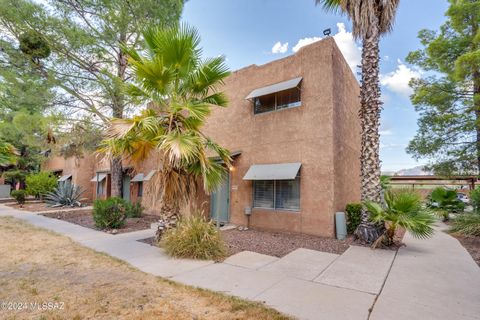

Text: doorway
xmin=210 ymin=173 xmax=230 ymax=224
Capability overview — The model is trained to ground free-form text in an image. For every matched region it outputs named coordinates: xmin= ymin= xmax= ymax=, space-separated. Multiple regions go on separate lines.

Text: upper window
xmin=254 ymin=87 xmax=301 ymax=114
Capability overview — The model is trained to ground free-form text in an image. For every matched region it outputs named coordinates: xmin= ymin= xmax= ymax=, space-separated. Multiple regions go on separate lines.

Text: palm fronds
xmin=367 ymin=189 xmax=436 ymax=247
xmin=100 ymin=24 xmax=231 ymax=211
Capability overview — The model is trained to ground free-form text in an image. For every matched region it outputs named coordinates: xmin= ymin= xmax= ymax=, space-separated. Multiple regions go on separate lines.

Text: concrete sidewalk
xmin=370 ymin=223 xmax=480 ymax=320
xmin=1 ymin=204 xmax=480 ymax=320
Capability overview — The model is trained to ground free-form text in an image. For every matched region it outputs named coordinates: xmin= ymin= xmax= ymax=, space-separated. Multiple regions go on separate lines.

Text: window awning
xmin=90 ymin=173 xmax=107 ymax=182
xmin=58 ymin=174 xmax=72 ymax=182
xmin=245 ymin=77 xmax=302 ymax=100
xmin=131 ymin=173 xmax=144 ymax=182
xmin=243 ymin=163 xmax=301 ymax=180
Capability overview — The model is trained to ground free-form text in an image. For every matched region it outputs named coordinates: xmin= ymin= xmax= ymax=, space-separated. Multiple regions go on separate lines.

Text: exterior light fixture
xmin=323 ymin=28 xmax=331 ymax=36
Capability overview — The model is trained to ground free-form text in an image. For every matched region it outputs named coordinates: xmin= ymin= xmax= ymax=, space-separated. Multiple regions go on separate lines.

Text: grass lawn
xmin=0 ymin=217 xmax=291 ymax=320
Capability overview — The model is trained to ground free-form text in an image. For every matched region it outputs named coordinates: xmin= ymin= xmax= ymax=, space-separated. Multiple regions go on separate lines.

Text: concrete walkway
xmin=1 ymin=204 xmax=479 ymax=320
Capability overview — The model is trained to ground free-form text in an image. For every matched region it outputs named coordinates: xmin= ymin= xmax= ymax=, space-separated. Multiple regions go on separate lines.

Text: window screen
xmin=253 ymin=87 xmax=301 ymax=114
xmin=253 ymin=177 xmax=300 ymax=211
xmin=253 ymin=180 xmax=274 ymax=208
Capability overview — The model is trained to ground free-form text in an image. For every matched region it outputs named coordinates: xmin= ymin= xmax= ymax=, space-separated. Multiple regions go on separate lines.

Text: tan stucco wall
xmin=42 ymin=155 xmax=96 ymax=202
xmin=197 ymin=37 xmax=360 ymax=237
xmin=41 ymin=37 xmax=360 ymax=237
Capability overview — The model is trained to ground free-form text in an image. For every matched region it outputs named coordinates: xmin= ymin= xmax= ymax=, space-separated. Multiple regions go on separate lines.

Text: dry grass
xmin=0 ymin=217 xmax=291 ymax=320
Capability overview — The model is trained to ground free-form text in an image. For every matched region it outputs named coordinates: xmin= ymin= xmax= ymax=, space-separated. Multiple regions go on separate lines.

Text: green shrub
xmin=11 ymin=190 xmax=26 ymax=205
xmin=429 ymin=187 xmax=465 ymax=215
xmin=450 ymin=213 xmax=480 ymax=236
xmin=367 ymin=188 xmax=435 ymax=247
xmin=345 ymin=203 xmax=362 ymax=234
xmin=125 ymin=202 xmax=143 ymax=218
xmin=470 ymin=188 xmax=480 ymax=213
xmin=44 ymin=183 xmax=84 ymax=207
xmin=92 ymin=197 xmax=128 ymax=229
xmin=25 ymin=171 xmax=57 ymax=199
xmin=161 ymin=215 xmax=226 ymax=260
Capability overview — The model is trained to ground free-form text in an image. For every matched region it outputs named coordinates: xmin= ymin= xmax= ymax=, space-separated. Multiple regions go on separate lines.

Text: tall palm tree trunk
xmin=354 ymin=18 xmax=385 ymax=243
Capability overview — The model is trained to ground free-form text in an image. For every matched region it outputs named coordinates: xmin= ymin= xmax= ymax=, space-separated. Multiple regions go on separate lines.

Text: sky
xmin=181 ymin=0 xmax=451 ymax=173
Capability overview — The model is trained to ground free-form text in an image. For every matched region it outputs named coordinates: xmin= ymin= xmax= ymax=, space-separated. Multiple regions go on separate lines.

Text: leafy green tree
xmin=0 ymin=0 xmax=184 ymax=197
xmin=101 ymin=24 xmax=231 ymax=213
xmin=0 ymin=141 xmax=18 ymax=167
xmin=407 ymin=0 xmax=480 ymax=175
xmin=316 ymin=0 xmax=400 ymax=243
xmin=25 ymin=171 xmax=58 ymax=199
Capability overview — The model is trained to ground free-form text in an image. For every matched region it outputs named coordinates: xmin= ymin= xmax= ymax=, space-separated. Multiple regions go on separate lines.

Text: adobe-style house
xmin=43 ymin=37 xmax=360 ymax=237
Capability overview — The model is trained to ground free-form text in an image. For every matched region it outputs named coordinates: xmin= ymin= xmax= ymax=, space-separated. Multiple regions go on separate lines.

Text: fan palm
xmin=366 ymin=189 xmax=435 ymax=248
xmin=316 ymin=0 xmax=400 ymax=243
xmin=100 ymin=24 xmax=231 ymax=213
xmin=0 ymin=141 xmax=18 ymax=166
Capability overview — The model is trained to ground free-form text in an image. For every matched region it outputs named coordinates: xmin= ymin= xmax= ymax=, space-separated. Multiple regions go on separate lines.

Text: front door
xmin=210 ymin=174 xmax=230 ymax=224
xmin=122 ymin=174 xmax=130 ymax=202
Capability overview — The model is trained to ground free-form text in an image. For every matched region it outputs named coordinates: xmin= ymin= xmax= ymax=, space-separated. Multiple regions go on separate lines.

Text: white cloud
xmin=271 ymin=41 xmax=289 ymax=54
xmin=332 ymin=23 xmax=361 ymax=71
xmin=380 ymin=60 xmax=422 ymax=97
xmin=292 ymin=37 xmax=322 ymax=53
xmin=379 ymin=129 xmax=393 ymax=136
xmin=292 ymin=23 xmax=361 ymax=72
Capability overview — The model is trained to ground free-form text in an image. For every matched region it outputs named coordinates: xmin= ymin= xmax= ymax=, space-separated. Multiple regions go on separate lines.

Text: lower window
xmin=253 ymin=177 xmax=300 ymax=211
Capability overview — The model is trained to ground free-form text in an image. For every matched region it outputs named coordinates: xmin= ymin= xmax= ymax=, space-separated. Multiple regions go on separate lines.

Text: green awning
xmin=243 ymin=163 xmax=301 ymax=180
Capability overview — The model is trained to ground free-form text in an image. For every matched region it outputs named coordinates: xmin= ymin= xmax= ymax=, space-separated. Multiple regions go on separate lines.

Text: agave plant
xmin=366 ymin=189 xmax=436 ymax=248
xmin=44 ymin=183 xmax=84 ymax=207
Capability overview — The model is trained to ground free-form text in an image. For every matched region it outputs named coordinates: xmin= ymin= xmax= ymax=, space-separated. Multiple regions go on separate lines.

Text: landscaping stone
xmin=259 ymin=248 xmax=339 ymax=280
xmin=315 ymin=245 xmax=396 ymax=294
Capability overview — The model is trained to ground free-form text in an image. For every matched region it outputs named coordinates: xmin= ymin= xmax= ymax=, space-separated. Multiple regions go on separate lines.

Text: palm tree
xmin=101 ymin=24 xmax=231 ymax=215
xmin=316 ymin=0 xmax=400 ymax=243
xmin=0 ymin=141 xmax=18 ymax=166
xmin=366 ymin=189 xmax=435 ymax=248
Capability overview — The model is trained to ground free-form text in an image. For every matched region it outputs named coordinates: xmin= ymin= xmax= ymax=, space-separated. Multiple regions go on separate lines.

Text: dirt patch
xmin=451 ymin=233 xmax=480 ymax=267
xmin=0 ymin=216 xmax=290 ymax=320
xmin=41 ymin=210 xmax=160 ymax=234
xmin=221 ymin=229 xmax=353 ymax=257
xmin=5 ymin=201 xmax=65 ymax=212
xmin=141 ymin=228 xmax=353 ymax=257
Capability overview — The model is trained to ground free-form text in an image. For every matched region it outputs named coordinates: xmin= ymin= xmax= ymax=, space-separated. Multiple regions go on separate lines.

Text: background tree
xmin=102 ymin=24 xmax=231 ymax=216
xmin=407 ymin=0 xmax=480 ymax=176
xmin=316 ymin=0 xmax=400 ymax=243
xmin=0 ymin=0 xmax=184 ymax=197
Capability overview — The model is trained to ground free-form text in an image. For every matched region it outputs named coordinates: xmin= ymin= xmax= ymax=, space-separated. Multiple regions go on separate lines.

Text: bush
xmin=345 ymin=203 xmax=362 ymax=234
xmin=470 ymin=188 xmax=480 ymax=213
xmin=25 ymin=171 xmax=57 ymax=199
xmin=161 ymin=215 xmax=226 ymax=260
xmin=429 ymin=187 xmax=465 ymax=215
xmin=92 ymin=197 xmax=128 ymax=229
xmin=367 ymin=188 xmax=435 ymax=247
xmin=11 ymin=190 xmax=26 ymax=205
xmin=44 ymin=183 xmax=84 ymax=207
xmin=125 ymin=202 xmax=143 ymax=218
xmin=450 ymin=213 xmax=480 ymax=237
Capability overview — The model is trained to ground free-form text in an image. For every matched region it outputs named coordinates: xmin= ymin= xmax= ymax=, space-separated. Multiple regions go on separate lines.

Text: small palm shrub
xmin=161 ymin=215 xmax=227 ymax=260
xmin=44 ymin=183 xmax=84 ymax=207
xmin=450 ymin=213 xmax=480 ymax=237
xmin=429 ymin=187 xmax=465 ymax=219
xmin=11 ymin=190 xmax=26 ymax=206
xmin=345 ymin=203 xmax=362 ymax=234
xmin=367 ymin=189 xmax=436 ymax=247
xmin=92 ymin=197 xmax=128 ymax=229
xmin=25 ymin=171 xmax=57 ymax=199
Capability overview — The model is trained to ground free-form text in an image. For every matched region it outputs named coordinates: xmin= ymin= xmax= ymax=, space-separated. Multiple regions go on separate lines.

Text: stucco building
xmin=43 ymin=37 xmax=360 ymax=238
